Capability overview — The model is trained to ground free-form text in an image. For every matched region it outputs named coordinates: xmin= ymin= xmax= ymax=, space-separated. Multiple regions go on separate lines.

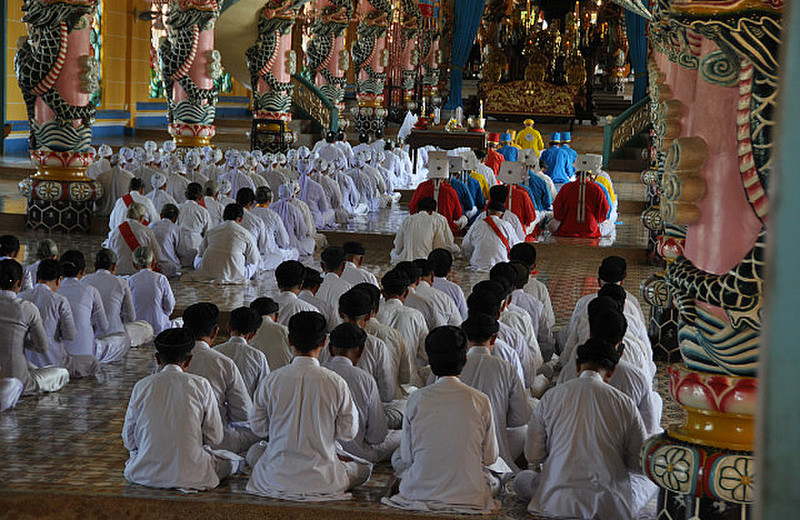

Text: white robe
xmin=250 ymin=318 xmax=292 ymax=371
xmin=247 ymin=356 xmax=366 ymax=501
xmin=123 ymin=364 xmax=225 ymax=490
xmin=191 ymin=221 xmax=260 ymax=284
xmin=108 ymin=191 xmax=160 ymax=235
xmin=84 ymin=269 xmax=153 ymax=347
xmin=59 ymin=278 xmax=127 ymax=364
xmin=146 ymin=188 xmax=177 ymax=215
xmin=376 ymin=298 xmax=429 ymax=387
xmin=384 ymin=376 xmax=499 ymax=514
xmin=107 ymin=219 xmax=163 ymax=276
xmin=250 ymin=206 xmax=298 ymax=270
xmin=19 ymin=284 xmax=76 ymax=368
xmin=148 ymin=219 xmax=186 ymax=277
xmin=341 ymin=261 xmax=379 ymax=287
xmin=411 ymin=280 xmax=462 ymax=328
xmin=390 ymin=212 xmax=459 ymax=264
xmin=214 ymin=336 xmax=271 ymax=399
xmin=273 ymin=291 xmax=321 ymax=327
xmin=316 ymin=272 xmax=353 ymax=329
xmin=516 ymin=371 xmax=647 ymax=519
xmin=127 ymin=268 xmax=176 ymax=335
xmin=462 ymin=215 xmax=519 ymax=272
xmin=177 ymin=200 xmax=211 ymax=258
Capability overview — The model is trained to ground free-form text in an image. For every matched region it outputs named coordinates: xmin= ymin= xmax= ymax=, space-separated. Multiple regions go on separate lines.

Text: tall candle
xmin=480 ymin=100 xmax=484 ymax=119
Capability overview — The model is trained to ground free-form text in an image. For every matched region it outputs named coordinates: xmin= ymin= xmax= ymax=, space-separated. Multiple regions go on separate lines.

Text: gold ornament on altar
xmin=524 ymin=53 xmax=548 ymax=82
xmin=565 ymin=49 xmax=586 ymax=86
xmin=482 ymin=46 xmax=506 ymax=85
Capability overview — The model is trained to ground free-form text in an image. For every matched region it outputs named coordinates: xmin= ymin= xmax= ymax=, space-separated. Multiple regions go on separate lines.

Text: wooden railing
xmin=602 ymin=95 xmax=651 ymax=169
xmin=291 ymin=74 xmax=339 ymax=133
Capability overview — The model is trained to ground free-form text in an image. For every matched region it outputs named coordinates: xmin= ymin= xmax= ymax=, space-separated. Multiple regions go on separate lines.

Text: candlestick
xmin=479 ymin=100 xmax=484 ymax=120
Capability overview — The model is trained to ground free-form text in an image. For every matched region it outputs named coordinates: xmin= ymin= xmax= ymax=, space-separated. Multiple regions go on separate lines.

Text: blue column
xmin=758 ymin=2 xmax=800 ymax=517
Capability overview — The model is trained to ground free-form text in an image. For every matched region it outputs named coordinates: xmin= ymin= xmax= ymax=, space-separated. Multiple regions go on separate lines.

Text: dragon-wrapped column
xmin=246 ymin=0 xmax=309 ymax=152
xmin=160 ymin=0 xmax=223 ymax=150
xmin=638 ymin=1 xmax=781 ymax=518
xmin=15 ymin=0 xmax=102 ymax=233
xmin=351 ymin=0 xmax=391 ymax=138
xmin=307 ymin=0 xmax=352 ymax=130
xmin=399 ymin=0 xmax=421 ymax=109
xmin=418 ymin=0 xmax=441 ymax=103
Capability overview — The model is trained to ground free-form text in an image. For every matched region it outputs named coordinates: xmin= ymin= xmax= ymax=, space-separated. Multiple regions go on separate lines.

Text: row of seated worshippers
xmin=111 ymin=242 xmax=661 ymax=519
xmin=0 ymin=235 xmax=186 ymax=409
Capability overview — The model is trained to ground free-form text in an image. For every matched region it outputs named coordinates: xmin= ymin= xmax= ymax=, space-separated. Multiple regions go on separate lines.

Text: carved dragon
xmin=400 ymin=0 xmax=422 ymax=91
xmin=306 ymin=0 xmax=352 ymax=104
xmin=351 ymin=0 xmax=392 ymax=96
xmin=245 ymin=0 xmax=309 ymax=114
xmin=158 ymin=0 xmax=221 ymax=126
xmin=15 ymin=0 xmax=97 ymax=151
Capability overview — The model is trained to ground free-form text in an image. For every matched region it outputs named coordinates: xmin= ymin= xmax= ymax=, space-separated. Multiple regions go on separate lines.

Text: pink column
xmin=352 ymin=0 xmax=391 ymax=137
xmin=400 ymin=0 xmax=421 ymax=108
xmin=308 ymin=0 xmax=352 ymax=119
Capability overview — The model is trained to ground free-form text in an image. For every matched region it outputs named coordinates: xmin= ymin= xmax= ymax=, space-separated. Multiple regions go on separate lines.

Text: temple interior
xmin=0 ymin=0 xmax=796 ymax=518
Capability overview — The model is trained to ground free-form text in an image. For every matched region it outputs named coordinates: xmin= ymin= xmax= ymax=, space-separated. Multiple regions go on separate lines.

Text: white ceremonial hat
xmin=576 ymin=153 xmax=603 ymax=173
xmin=428 ymin=158 xmax=450 ymax=179
xmin=519 ymin=149 xmax=539 ymax=169
xmin=460 ymin=151 xmax=477 ymax=171
xmin=151 ymin=172 xmax=167 ymax=189
xmin=498 ymin=161 xmax=527 ymax=185
xmin=448 ymin=155 xmax=464 ymax=172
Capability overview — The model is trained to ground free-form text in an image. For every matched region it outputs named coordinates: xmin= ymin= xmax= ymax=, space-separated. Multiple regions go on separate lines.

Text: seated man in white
xmin=108 ymin=177 xmax=159 ymax=238
xmin=378 ymin=270 xmax=430 ymax=387
xmin=59 ymin=250 xmax=128 ymax=364
xmin=0 ymin=259 xmax=69 ymax=396
xmin=272 ymin=260 xmax=321 ymax=326
xmin=428 ymin=248 xmax=468 ymax=320
xmin=24 ymin=238 xmax=59 ymax=290
xmin=84 ymin=249 xmax=153 ymax=348
xmin=177 ymin=182 xmax=211 ymax=262
xmin=20 ymin=259 xmax=97 ymax=378
xmin=249 ymin=297 xmax=293 ymax=370
xmin=514 ymin=338 xmax=649 ymax=519
xmin=107 ymin=202 xmax=163 ymax=276
xmin=316 ymin=246 xmax=354 ymax=330
xmin=462 ymin=200 xmax=521 ymax=272
xmin=460 ymin=313 xmax=531 ymax=474
xmin=128 ymin=246 xmax=177 ymax=335
xmin=246 ymin=311 xmax=371 ymax=500
xmin=383 ymin=326 xmax=501 ymax=514
xmin=190 ymin=203 xmax=260 ymax=284
xmin=214 ymin=307 xmax=270 ymax=399
xmin=183 ymin=302 xmax=260 ymax=454
xmin=410 ymin=258 xmax=463 ymax=328
xmin=390 ymin=197 xmax=459 ymax=264
xmin=0 ymin=235 xmax=34 ymax=292
xmin=299 ymin=267 xmax=338 ymax=332
xmin=146 ymin=172 xmax=178 ymax=215
xmin=123 ymin=328 xmax=240 ymax=491
xmin=250 ymin=186 xmax=299 ymax=269
xmin=341 ymin=241 xmax=379 ymax=287
xmin=323 ymin=323 xmax=400 ymax=463
xmin=148 ymin=203 xmax=188 ymax=278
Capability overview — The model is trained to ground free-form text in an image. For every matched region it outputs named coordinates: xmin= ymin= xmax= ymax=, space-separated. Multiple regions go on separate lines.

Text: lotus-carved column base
xmin=642 ymin=365 xmax=755 ymax=518
xmin=169 ymin=122 xmax=216 ymax=149
xmin=351 ymin=95 xmax=387 ymax=139
xmin=18 ymin=152 xmax=102 ymax=233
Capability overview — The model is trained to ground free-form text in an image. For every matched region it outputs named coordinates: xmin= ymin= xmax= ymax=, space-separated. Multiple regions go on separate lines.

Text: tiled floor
xmin=0 ymin=121 xmax=674 ymax=519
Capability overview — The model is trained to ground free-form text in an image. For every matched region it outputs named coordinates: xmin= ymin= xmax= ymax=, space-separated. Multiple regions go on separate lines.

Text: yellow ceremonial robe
xmin=515 ymin=127 xmax=545 ymax=153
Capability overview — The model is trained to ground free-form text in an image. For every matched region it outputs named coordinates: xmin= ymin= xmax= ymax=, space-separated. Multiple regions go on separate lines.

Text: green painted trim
xmin=602 ymin=95 xmax=650 ymax=169
xmin=290 ymin=73 xmax=339 ymax=133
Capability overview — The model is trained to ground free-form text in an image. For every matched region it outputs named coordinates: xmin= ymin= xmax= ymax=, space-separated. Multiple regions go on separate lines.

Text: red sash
xmin=119 ymin=222 xmax=142 ymax=253
xmin=485 ymin=216 xmax=510 ymax=253
xmin=122 ymin=193 xmax=148 ymax=226
xmin=197 ymin=197 xmax=206 ymax=209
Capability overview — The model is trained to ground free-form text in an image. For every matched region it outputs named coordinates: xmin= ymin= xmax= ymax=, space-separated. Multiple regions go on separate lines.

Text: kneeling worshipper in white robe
xmin=383 ymin=326 xmax=502 ymax=515
xmin=0 ymin=235 xmax=34 ymax=292
xmin=146 ymin=171 xmax=178 ymax=215
xmin=108 ymin=202 xmax=163 ymax=276
xmin=59 ymin=250 xmax=128 ymax=364
xmin=246 ymin=311 xmax=372 ymax=501
xmin=390 ymin=197 xmax=459 ymax=264
xmin=249 ymin=297 xmax=293 ymax=371
xmin=513 ymin=338 xmax=650 ymax=520
xmin=177 ymin=182 xmax=212 ymax=262
xmin=148 ymin=203 xmax=188 ymax=278
xmin=271 ymin=184 xmax=315 ymax=257
xmin=235 ymin=187 xmax=271 ymax=269
xmin=19 ymin=259 xmax=98 ymax=378
xmin=128 ymin=247 xmax=177 ymax=335
xmin=341 ymin=241 xmax=380 ymax=287
xmin=165 ymin=159 xmax=192 ymax=204
xmin=429 ymin=248 xmax=468 ymax=321
xmin=315 ymin=246 xmax=354 ymax=330
xmin=214 ymin=307 xmax=270 ymax=399
xmin=123 ymin=328 xmax=242 ymax=491
xmin=86 ymin=143 xmax=112 ymax=179
xmin=188 ymin=203 xmax=261 ymax=284
xmin=202 ymin=180 xmax=226 ymax=227
xmin=312 ymin=158 xmax=350 ymax=225
xmin=83 ymin=249 xmax=154 ymax=348
xmin=0 ymin=259 xmax=69 ymax=397
xmin=24 ymin=238 xmax=59 ymax=290
xmin=458 ymin=314 xmax=531 ymax=474
xmin=107 ymin=177 xmax=160 ymax=238
xmin=299 ymin=267 xmax=338 ymax=333
xmin=184 ymin=303 xmax=261 ymax=454
xmin=273 ymin=260 xmax=323 ymax=326
xmin=297 ymin=158 xmax=336 ymax=230
xmin=324 ymin=323 xmax=401 ymax=463
xmin=95 ymin=151 xmax=135 ymax=216
xmin=250 ymin=186 xmax=299 ymax=269
xmin=462 ymin=200 xmax=521 ymax=272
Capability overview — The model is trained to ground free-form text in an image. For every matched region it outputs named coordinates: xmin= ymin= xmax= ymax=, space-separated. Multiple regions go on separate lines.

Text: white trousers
xmin=29 ymin=367 xmax=70 ymax=394
xmin=0 ymin=378 xmax=24 ymax=411
xmin=217 ymin=422 xmax=262 ymax=454
xmin=125 ymin=321 xmax=154 ymax=347
xmin=95 ymin=333 xmax=131 ymax=364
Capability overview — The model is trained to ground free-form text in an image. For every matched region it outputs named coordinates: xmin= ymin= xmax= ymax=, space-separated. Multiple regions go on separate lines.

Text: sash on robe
xmin=122 ymin=193 xmax=149 ymax=226
xmin=118 ymin=222 xmax=142 ymax=253
xmin=485 ymin=215 xmax=510 ymax=253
